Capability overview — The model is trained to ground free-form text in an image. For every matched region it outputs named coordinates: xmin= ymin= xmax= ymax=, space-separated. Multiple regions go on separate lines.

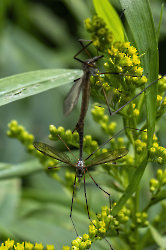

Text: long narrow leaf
xmin=0 ymin=160 xmax=43 ymax=179
xmin=93 ymin=0 xmax=124 ymax=41
xmin=112 ymin=156 xmax=147 ymax=215
xmin=149 ymin=224 xmax=165 ymax=247
xmin=0 ymin=69 xmax=82 ymax=106
xmin=119 ymin=0 xmax=159 ymax=150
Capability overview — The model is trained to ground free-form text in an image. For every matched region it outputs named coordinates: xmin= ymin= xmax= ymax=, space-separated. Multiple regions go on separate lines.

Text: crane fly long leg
xmin=84 ymin=168 xmax=113 ymax=249
xmin=70 ymin=174 xmax=79 ymax=237
xmin=74 ymin=40 xmax=93 ymax=63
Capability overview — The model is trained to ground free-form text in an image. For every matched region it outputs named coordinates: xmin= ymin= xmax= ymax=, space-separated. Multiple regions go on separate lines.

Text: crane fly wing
xmin=63 ymin=76 xmax=84 ymax=117
xmin=33 ymin=142 xmax=75 ymax=166
xmin=86 ymin=148 xmax=129 ymax=167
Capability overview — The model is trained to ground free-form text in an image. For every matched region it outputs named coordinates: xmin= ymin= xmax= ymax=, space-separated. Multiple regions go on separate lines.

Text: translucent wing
xmin=33 ymin=142 xmax=75 ymax=166
xmin=87 ymin=148 xmax=129 ymax=167
xmin=63 ymin=76 xmax=84 ymax=117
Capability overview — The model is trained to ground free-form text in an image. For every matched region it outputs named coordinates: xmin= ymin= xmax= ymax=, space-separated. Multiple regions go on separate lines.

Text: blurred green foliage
xmin=0 ymin=0 xmax=166 ymax=249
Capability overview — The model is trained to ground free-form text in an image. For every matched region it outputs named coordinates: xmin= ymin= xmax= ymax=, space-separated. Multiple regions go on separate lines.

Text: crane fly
xmin=63 ymin=39 xmax=144 ymax=133
xmin=33 ymin=142 xmax=128 ymax=183
xmin=33 ymin=126 xmax=129 ymax=248
xmin=64 ymin=40 xmax=104 ymax=133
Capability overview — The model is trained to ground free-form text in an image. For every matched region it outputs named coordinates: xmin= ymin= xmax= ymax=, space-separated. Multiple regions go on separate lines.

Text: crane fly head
xmin=82 ymin=55 xmax=104 ymax=71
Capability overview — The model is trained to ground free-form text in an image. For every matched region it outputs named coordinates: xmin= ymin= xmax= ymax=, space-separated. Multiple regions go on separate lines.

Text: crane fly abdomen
xmin=64 ymin=55 xmax=104 ymax=132
xmin=72 ymin=58 xmax=100 ymax=132
xmin=73 ymin=74 xmax=90 ymax=132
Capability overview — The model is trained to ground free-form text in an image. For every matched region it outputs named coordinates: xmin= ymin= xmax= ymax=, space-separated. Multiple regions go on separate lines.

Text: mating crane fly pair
xmin=33 ymin=39 xmax=160 ymax=248
xmin=63 ymin=39 xmax=140 ymax=133
xmin=34 ymin=39 xmax=130 ymax=197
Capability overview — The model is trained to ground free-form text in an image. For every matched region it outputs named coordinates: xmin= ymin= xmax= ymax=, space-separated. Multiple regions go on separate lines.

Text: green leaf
xmin=0 ymin=179 xmax=20 ymax=239
xmin=149 ymin=224 xmax=165 ymax=247
xmin=112 ymin=156 xmax=147 ymax=215
xmin=14 ymin=187 xmax=108 ymax=249
xmin=0 ymin=69 xmax=82 ymax=106
xmin=119 ymin=0 xmax=159 ymax=150
xmin=93 ymin=0 xmax=124 ymax=41
xmin=13 ymin=217 xmax=74 ymax=247
xmin=156 ymin=4 xmax=164 ymax=41
xmin=0 ymin=160 xmax=43 ymax=179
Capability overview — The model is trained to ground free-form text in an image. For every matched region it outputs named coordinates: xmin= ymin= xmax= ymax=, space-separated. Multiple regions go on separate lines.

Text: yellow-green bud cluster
xmin=90 ymin=40 xmax=147 ymax=112
xmin=1 ymin=238 xmax=14 ymax=249
xmin=111 ymin=88 xmax=121 ymax=106
xmin=156 ymin=98 xmax=166 ymax=121
xmin=84 ymin=15 xmax=114 ymax=52
xmin=106 ymin=41 xmax=141 ymax=72
xmin=103 ymin=42 xmax=147 ymax=102
xmin=90 ymin=76 xmax=101 ymax=97
xmin=158 ymin=75 xmax=166 ymax=95
xmin=71 ymin=235 xmax=91 ymax=250
xmin=86 ymin=17 xmax=148 ymax=115
xmin=91 ymin=106 xmax=133 ymax=169
xmin=7 ymin=120 xmax=59 ymax=170
xmin=7 ymin=120 xmax=34 ymax=151
xmin=134 ymin=212 xmax=149 ymax=227
xmin=91 ymin=106 xmax=105 ymax=123
xmin=135 ymin=139 xmax=147 ymax=155
xmin=141 ymin=129 xmax=148 ymax=142
xmin=83 ymin=134 xmax=99 ymax=156
xmin=49 ymin=125 xmax=102 ymax=157
xmin=63 ymin=246 xmax=70 ymax=250
xmin=0 ymin=239 xmax=54 ymax=250
xmin=109 ymin=204 xmax=130 ymax=230
xmin=149 ymin=178 xmax=159 ymax=194
xmin=88 ymin=205 xmax=130 ymax=240
xmin=154 ymin=75 xmax=166 ymax=119
xmin=126 ymin=103 xmax=139 ymax=118
xmin=91 ymin=107 xmax=126 ymax=148
xmin=89 ymin=206 xmax=111 ymax=242
xmin=156 ymin=95 xmax=163 ymax=109
xmin=90 ymin=75 xmax=111 ymax=102
xmin=150 ymin=169 xmax=166 ymax=194
xmin=133 ymin=132 xmax=166 ymax=164
xmin=116 ymin=206 xmax=130 ymax=225
xmin=49 ymin=125 xmax=79 ymax=148
xmin=91 ymin=106 xmax=117 ymax=135
xmin=149 ymin=142 xmax=166 ymax=165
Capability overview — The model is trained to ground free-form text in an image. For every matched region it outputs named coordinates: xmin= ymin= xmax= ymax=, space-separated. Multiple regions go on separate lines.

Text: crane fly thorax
xmin=83 ymin=58 xmax=97 ymax=67
xmin=76 ymin=160 xmax=85 ymax=181
xmin=83 ymin=56 xmax=103 ymax=77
